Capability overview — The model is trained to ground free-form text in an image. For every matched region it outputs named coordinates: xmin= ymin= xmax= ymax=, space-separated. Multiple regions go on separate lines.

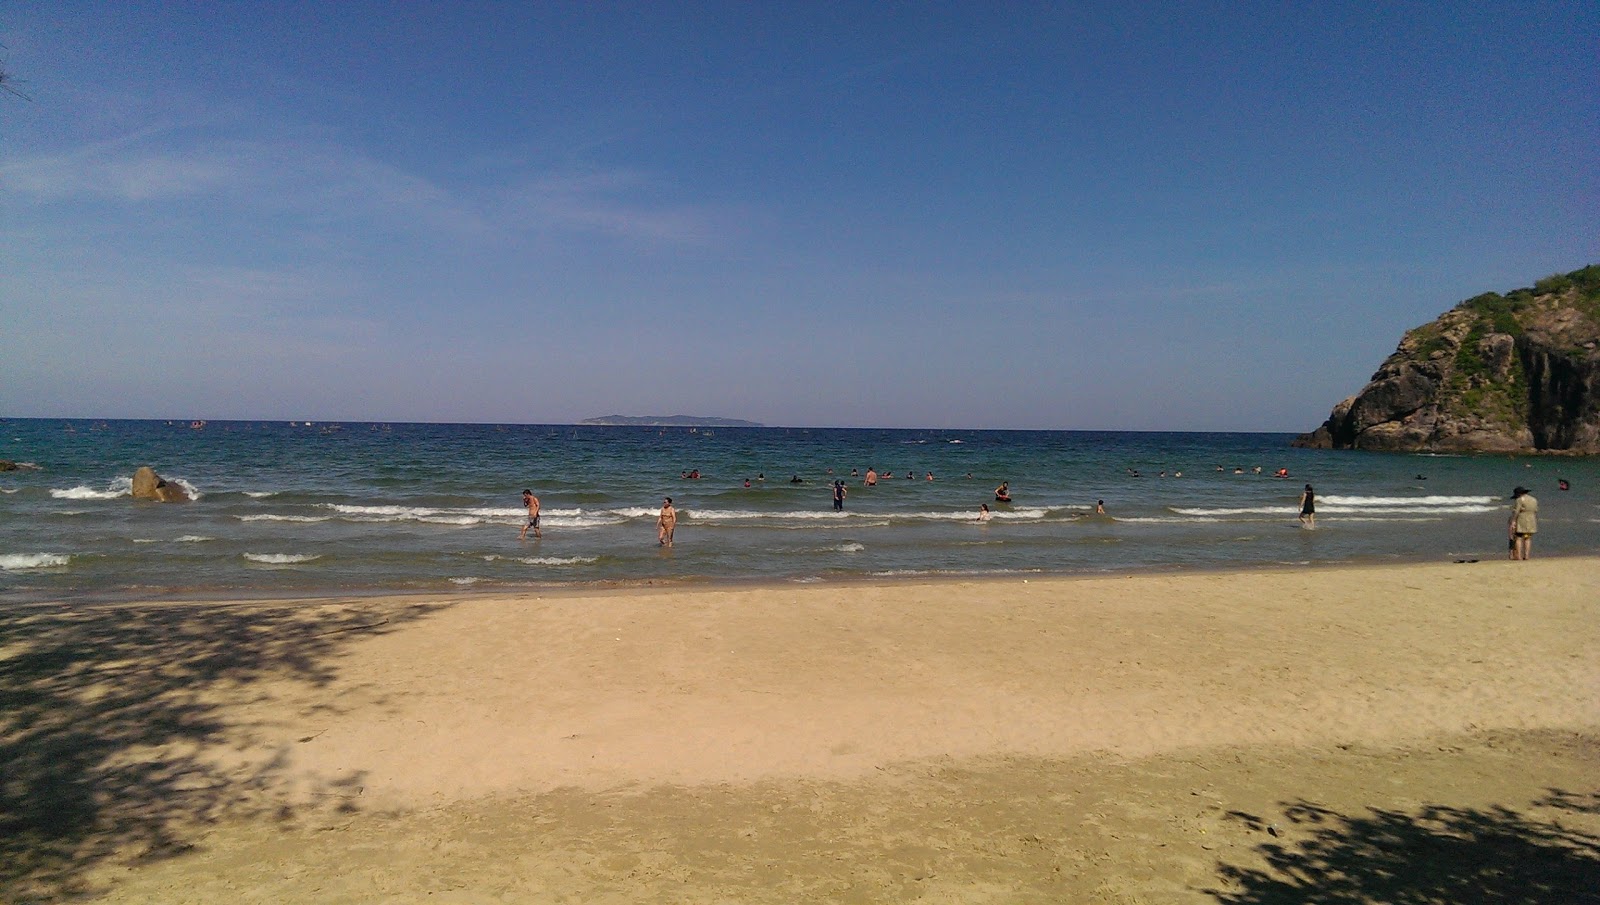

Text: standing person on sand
xmin=657 ymin=497 xmax=677 ymax=547
xmin=1509 ymin=486 xmax=1538 ymax=560
xmin=1297 ymin=484 xmax=1315 ymax=529
xmin=519 ymin=489 xmax=542 ymax=539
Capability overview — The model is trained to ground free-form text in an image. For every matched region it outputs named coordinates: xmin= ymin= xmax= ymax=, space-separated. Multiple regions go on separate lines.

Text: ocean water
xmin=2 ymin=419 xmax=1596 ymax=601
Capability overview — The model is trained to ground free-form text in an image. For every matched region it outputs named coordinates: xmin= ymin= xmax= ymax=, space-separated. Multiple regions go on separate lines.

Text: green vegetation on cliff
xmin=1296 ymin=263 xmax=1600 ymax=453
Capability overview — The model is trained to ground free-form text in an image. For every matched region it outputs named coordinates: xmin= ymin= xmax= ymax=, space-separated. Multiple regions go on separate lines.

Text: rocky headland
xmin=1295 ymin=265 xmax=1600 ymax=453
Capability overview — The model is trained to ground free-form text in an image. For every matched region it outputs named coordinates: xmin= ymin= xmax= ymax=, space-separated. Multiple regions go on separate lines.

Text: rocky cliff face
xmin=1295 ymin=265 xmax=1600 ymax=454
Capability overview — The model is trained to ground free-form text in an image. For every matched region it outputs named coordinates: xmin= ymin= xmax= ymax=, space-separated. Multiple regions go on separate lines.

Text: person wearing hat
xmin=1509 ymin=486 xmax=1538 ymax=560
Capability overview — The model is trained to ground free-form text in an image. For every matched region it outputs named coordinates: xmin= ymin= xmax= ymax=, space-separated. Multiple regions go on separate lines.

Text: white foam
xmin=237 ymin=514 xmax=332 ymax=523
xmin=556 ymin=515 xmax=629 ymax=528
xmin=170 ymin=478 xmax=203 ymax=500
xmin=243 ymin=491 xmax=278 ymax=498
xmin=516 ymin=555 xmax=600 ymax=566
xmin=1175 ymin=495 xmax=1500 ymax=517
xmin=51 ymin=478 xmax=130 ymax=500
xmin=176 ymin=535 xmax=214 ymax=543
xmin=836 ymin=543 xmax=865 ymax=553
xmin=1318 ymin=494 xmax=1496 ymax=507
xmin=243 ymin=553 xmax=322 ymax=564
xmin=0 ymin=487 xmax=18 ymax=494
xmin=1 ymin=553 xmax=70 ymax=570
xmin=1335 ymin=503 xmax=1496 ymax=514
xmin=450 ymin=577 xmax=483 ymax=585
xmin=610 ymin=506 xmax=665 ymax=519
xmin=133 ymin=538 xmax=160 ymax=544
xmin=313 ymin=503 xmax=641 ymax=529
xmin=687 ymin=508 xmax=850 ymax=521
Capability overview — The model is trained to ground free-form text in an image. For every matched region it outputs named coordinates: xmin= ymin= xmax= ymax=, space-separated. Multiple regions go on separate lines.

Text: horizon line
xmin=2 ymin=415 xmax=1305 ymax=435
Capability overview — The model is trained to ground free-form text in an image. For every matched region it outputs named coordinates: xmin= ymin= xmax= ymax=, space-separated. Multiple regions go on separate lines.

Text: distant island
xmin=580 ymin=415 xmax=765 ymax=427
xmin=1295 ymin=264 xmax=1599 ymax=454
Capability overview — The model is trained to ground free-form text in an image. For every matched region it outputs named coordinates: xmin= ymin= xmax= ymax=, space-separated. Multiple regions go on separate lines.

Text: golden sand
xmin=4 ymin=559 xmax=1596 ymax=903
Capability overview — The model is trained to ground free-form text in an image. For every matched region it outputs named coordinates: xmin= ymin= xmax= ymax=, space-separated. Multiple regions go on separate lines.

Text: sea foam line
xmin=1317 ymin=494 xmax=1496 ymax=506
xmin=51 ymin=481 xmax=129 ymax=500
xmin=0 ymin=553 xmax=71 ymax=570
xmin=243 ymin=553 xmax=322 ymax=564
xmin=49 ymin=475 xmax=203 ymax=500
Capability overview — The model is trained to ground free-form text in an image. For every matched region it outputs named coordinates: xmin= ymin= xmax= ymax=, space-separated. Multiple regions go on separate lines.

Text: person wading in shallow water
xmin=519 ymin=489 xmax=541 ymax=539
xmin=1298 ymin=484 xmax=1316 ymax=529
xmin=657 ymin=497 xmax=677 ymax=547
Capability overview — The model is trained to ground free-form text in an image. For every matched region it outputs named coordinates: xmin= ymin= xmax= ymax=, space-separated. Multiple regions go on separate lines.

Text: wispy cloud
xmin=499 ymin=169 xmax=725 ymax=244
xmin=4 ymin=128 xmax=726 ymax=248
xmin=2 ymin=127 xmax=494 ymax=242
xmin=2 ymin=142 xmax=237 ymax=201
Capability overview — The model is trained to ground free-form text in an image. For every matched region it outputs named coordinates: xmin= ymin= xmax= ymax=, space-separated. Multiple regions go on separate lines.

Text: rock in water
xmin=1295 ymin=265 xmax=1600 ymax=454
xmin=131 ymin=466 xmax=190 ymax=502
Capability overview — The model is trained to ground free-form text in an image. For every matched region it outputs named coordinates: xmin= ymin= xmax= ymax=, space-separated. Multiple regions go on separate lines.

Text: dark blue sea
xmin=2 ymin=419 xmax=1595 ymax=600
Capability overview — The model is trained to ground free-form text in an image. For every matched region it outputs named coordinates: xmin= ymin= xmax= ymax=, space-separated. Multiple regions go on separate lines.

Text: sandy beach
xmin=4 ymin=559 xmax=1597 ymax=903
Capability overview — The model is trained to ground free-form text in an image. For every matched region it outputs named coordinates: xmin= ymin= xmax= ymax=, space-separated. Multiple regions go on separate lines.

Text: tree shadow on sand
xmin=1209 ymin=789 xmax=1600 ymax=904
xmin=0 ymin=597 xmax=449 ymax=902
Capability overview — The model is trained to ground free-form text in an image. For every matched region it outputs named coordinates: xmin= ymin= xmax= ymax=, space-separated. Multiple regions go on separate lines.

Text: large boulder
xmin=131 ymin=466 xmax=190 ymax=502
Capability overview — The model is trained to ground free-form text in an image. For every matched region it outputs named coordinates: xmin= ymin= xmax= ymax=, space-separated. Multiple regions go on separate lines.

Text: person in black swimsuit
xmin=1298 ymin=484 xmax=1315 ymax=529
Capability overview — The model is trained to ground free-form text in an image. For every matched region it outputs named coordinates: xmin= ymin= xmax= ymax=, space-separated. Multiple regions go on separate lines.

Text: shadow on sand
xmin=0 ymin=596 xmax=448 ymax=902
xmin=1209 ymin=789 xmax=1600 ymax=904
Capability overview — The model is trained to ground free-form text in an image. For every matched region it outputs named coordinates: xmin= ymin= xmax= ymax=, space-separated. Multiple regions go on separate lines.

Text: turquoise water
xmin=2 ymin=419 xmax=1596 ymax=600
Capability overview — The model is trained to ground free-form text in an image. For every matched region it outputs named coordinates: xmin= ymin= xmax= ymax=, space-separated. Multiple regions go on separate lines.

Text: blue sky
xmin=3 ymin=2 xmax=1596 ymax=430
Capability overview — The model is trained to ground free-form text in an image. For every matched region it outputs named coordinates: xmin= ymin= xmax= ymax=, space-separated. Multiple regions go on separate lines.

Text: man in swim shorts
xmin=519 ymin=489 xmax=542 ymax=539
